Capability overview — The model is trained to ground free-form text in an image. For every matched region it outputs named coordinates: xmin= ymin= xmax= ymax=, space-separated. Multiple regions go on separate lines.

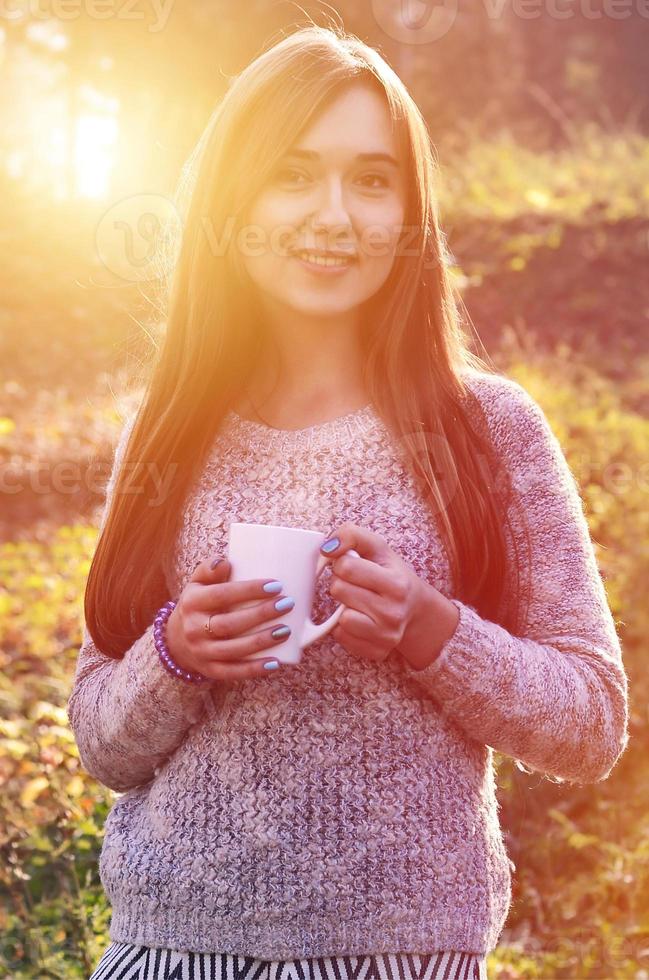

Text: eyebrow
xmin=283 ymin=149 xmax=400 ymax=168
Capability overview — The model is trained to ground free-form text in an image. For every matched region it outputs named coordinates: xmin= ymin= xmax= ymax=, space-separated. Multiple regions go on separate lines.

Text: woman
xmin=69 ymin=24 xmax=629 ymax=980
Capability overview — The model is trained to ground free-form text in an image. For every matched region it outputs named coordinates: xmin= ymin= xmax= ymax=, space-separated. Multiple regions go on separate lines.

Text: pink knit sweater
xmin=66 ymin=369 xmax=629 ymax=959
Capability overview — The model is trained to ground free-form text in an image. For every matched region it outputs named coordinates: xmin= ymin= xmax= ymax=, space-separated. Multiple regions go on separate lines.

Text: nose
xmin=307 ymin=176 xmax=353 ymax=239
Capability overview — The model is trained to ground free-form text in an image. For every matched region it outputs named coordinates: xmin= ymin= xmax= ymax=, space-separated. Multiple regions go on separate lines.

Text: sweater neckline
xmin=223 ymin=402 xmax=378 ymax=451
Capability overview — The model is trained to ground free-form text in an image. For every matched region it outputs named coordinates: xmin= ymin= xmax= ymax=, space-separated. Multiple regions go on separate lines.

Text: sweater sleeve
xmin=66 ymin=413 xmax=214 ymax=794
xmin=403 ymin=377 xmax=630 ymax=786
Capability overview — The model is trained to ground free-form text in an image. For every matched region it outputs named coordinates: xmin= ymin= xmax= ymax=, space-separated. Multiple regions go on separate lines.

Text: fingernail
xmin=263 ymin=580 xmax=283 ymax=593
xmin=264 ymin=660 xmax=280 ymax=670
xmin=211 ymin=557 xmax=224 ymax=570
xmin=271 ymin=625 xmax=291 ymax=639
xmin=321 ymin=537 xmax=340 ymax=554
xmin=274 ymin=596 xmax=295 ymax=611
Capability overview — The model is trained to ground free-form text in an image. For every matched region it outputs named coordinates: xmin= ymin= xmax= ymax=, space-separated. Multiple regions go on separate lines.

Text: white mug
xmin=226 ymin=521 xmax=360 ymax=665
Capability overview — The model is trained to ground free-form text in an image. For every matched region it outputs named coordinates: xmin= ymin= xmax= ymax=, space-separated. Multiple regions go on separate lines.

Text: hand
xmin=165 ymin=558 xmax=294 ymax=680
xmin=321 ymin=521 xmax=460 ymax=670
xmin=320 ymin=520 xmax=459 ymax=667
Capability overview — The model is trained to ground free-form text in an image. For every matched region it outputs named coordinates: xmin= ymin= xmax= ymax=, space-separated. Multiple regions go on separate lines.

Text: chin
xmin=286 ymin=295 xmax=362 ymax=315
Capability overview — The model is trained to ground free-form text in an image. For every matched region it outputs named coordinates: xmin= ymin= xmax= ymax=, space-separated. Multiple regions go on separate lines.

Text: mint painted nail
xmin=274 ymin=596 xmax=295 ymax=611
xmin=264 ymin=660 xmax=280 ymax=670
xmin=263 ymin=580 xmax=283 ymax=593
xmin=321 ymin=537 xmax=340 ymax=554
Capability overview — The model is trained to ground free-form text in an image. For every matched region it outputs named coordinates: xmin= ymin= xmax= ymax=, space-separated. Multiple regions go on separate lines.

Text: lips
xmin=290 ymin=247 xmax=358 ymax=260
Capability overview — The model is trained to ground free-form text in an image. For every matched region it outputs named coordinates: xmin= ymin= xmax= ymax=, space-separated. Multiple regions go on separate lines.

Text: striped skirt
xmin=89 ymin=942 xmax=488 ymax=980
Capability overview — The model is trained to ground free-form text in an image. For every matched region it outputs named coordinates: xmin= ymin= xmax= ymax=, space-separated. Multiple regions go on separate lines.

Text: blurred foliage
xmin=438 ymin=124 xmax=649 ymax=386
xmin=0 ymin=526 xmax=113 ymax=978
xmin=439 ymin=123 xmax=649 ymax=224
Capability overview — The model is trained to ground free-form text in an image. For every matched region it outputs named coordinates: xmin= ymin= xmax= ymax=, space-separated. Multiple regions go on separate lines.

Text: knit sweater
xmin=66 ymin=369 xmax=629 ymax=960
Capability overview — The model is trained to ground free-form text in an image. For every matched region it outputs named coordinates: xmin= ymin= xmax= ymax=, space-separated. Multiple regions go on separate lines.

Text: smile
xmin=293 ymin=250 xmax=356 ymax=270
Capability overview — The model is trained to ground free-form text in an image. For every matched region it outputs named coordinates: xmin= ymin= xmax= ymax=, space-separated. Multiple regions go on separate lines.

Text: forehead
xmin=287 ymin=83 xmax=403 ymax=166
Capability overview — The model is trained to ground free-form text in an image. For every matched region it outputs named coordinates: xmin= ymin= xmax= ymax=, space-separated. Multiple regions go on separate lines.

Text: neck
xmin=245 ymin=299 xmax=368 ymax=416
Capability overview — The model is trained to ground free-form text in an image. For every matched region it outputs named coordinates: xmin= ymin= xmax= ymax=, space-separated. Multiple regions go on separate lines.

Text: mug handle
xmin=300 ymin=548 xmax=361 ymax=649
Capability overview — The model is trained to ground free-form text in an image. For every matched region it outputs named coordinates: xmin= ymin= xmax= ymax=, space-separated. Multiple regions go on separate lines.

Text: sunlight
xmin=0 ymin=54 xmax=121 ymax=200
xmin=74 ymin=109 xmax=119 ymax=199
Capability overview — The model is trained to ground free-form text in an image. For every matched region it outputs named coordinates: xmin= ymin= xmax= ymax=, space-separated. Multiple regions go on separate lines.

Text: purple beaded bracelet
xmin=153 ymin=599 xmax=211 ymax=685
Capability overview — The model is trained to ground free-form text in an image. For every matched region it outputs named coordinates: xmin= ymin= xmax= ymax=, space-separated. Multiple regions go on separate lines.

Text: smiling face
xmin=239 ymin=81 xmax=408 ymax=319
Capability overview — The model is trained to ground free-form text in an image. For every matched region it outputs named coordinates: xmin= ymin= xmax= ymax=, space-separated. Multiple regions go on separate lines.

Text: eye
xmin=358 ymin=173 xmax=390 ymax=189
xmin=274 ymin=167 xmax=309 ymax=187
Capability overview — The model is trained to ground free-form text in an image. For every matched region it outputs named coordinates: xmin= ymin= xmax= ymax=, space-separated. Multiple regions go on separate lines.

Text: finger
xmin=330 ymin=555 xmax=396 ymax=597
xmin=320 ymin=521 xmax=392 ymax=565
xmin=207 ymin=657 xmax=286 ymax=681
xmin=201 ymin=623 xmax=293 ymax=669
xmin=330 ymin=575 xmax=382 ymax=618
xmin=333 ymin=625 xmax=383 ymax=661
xmin=337 ymin=608 xmax=378 ymax=641
xmin=189 ymin=559 xmax=286 ymax=610
xmin=190 ymin=556 xmax=232 ymax=586
xmin=192 ymin=593 xmax=294 ymax=642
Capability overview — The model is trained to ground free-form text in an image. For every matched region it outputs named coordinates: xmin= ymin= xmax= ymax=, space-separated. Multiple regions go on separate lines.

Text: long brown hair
xmin=85 ymin=24 xmax=524 ymax=660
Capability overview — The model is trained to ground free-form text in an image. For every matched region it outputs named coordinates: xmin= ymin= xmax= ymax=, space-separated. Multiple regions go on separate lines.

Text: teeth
xmin=297 ymin=251 xmax=352 ymax=267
